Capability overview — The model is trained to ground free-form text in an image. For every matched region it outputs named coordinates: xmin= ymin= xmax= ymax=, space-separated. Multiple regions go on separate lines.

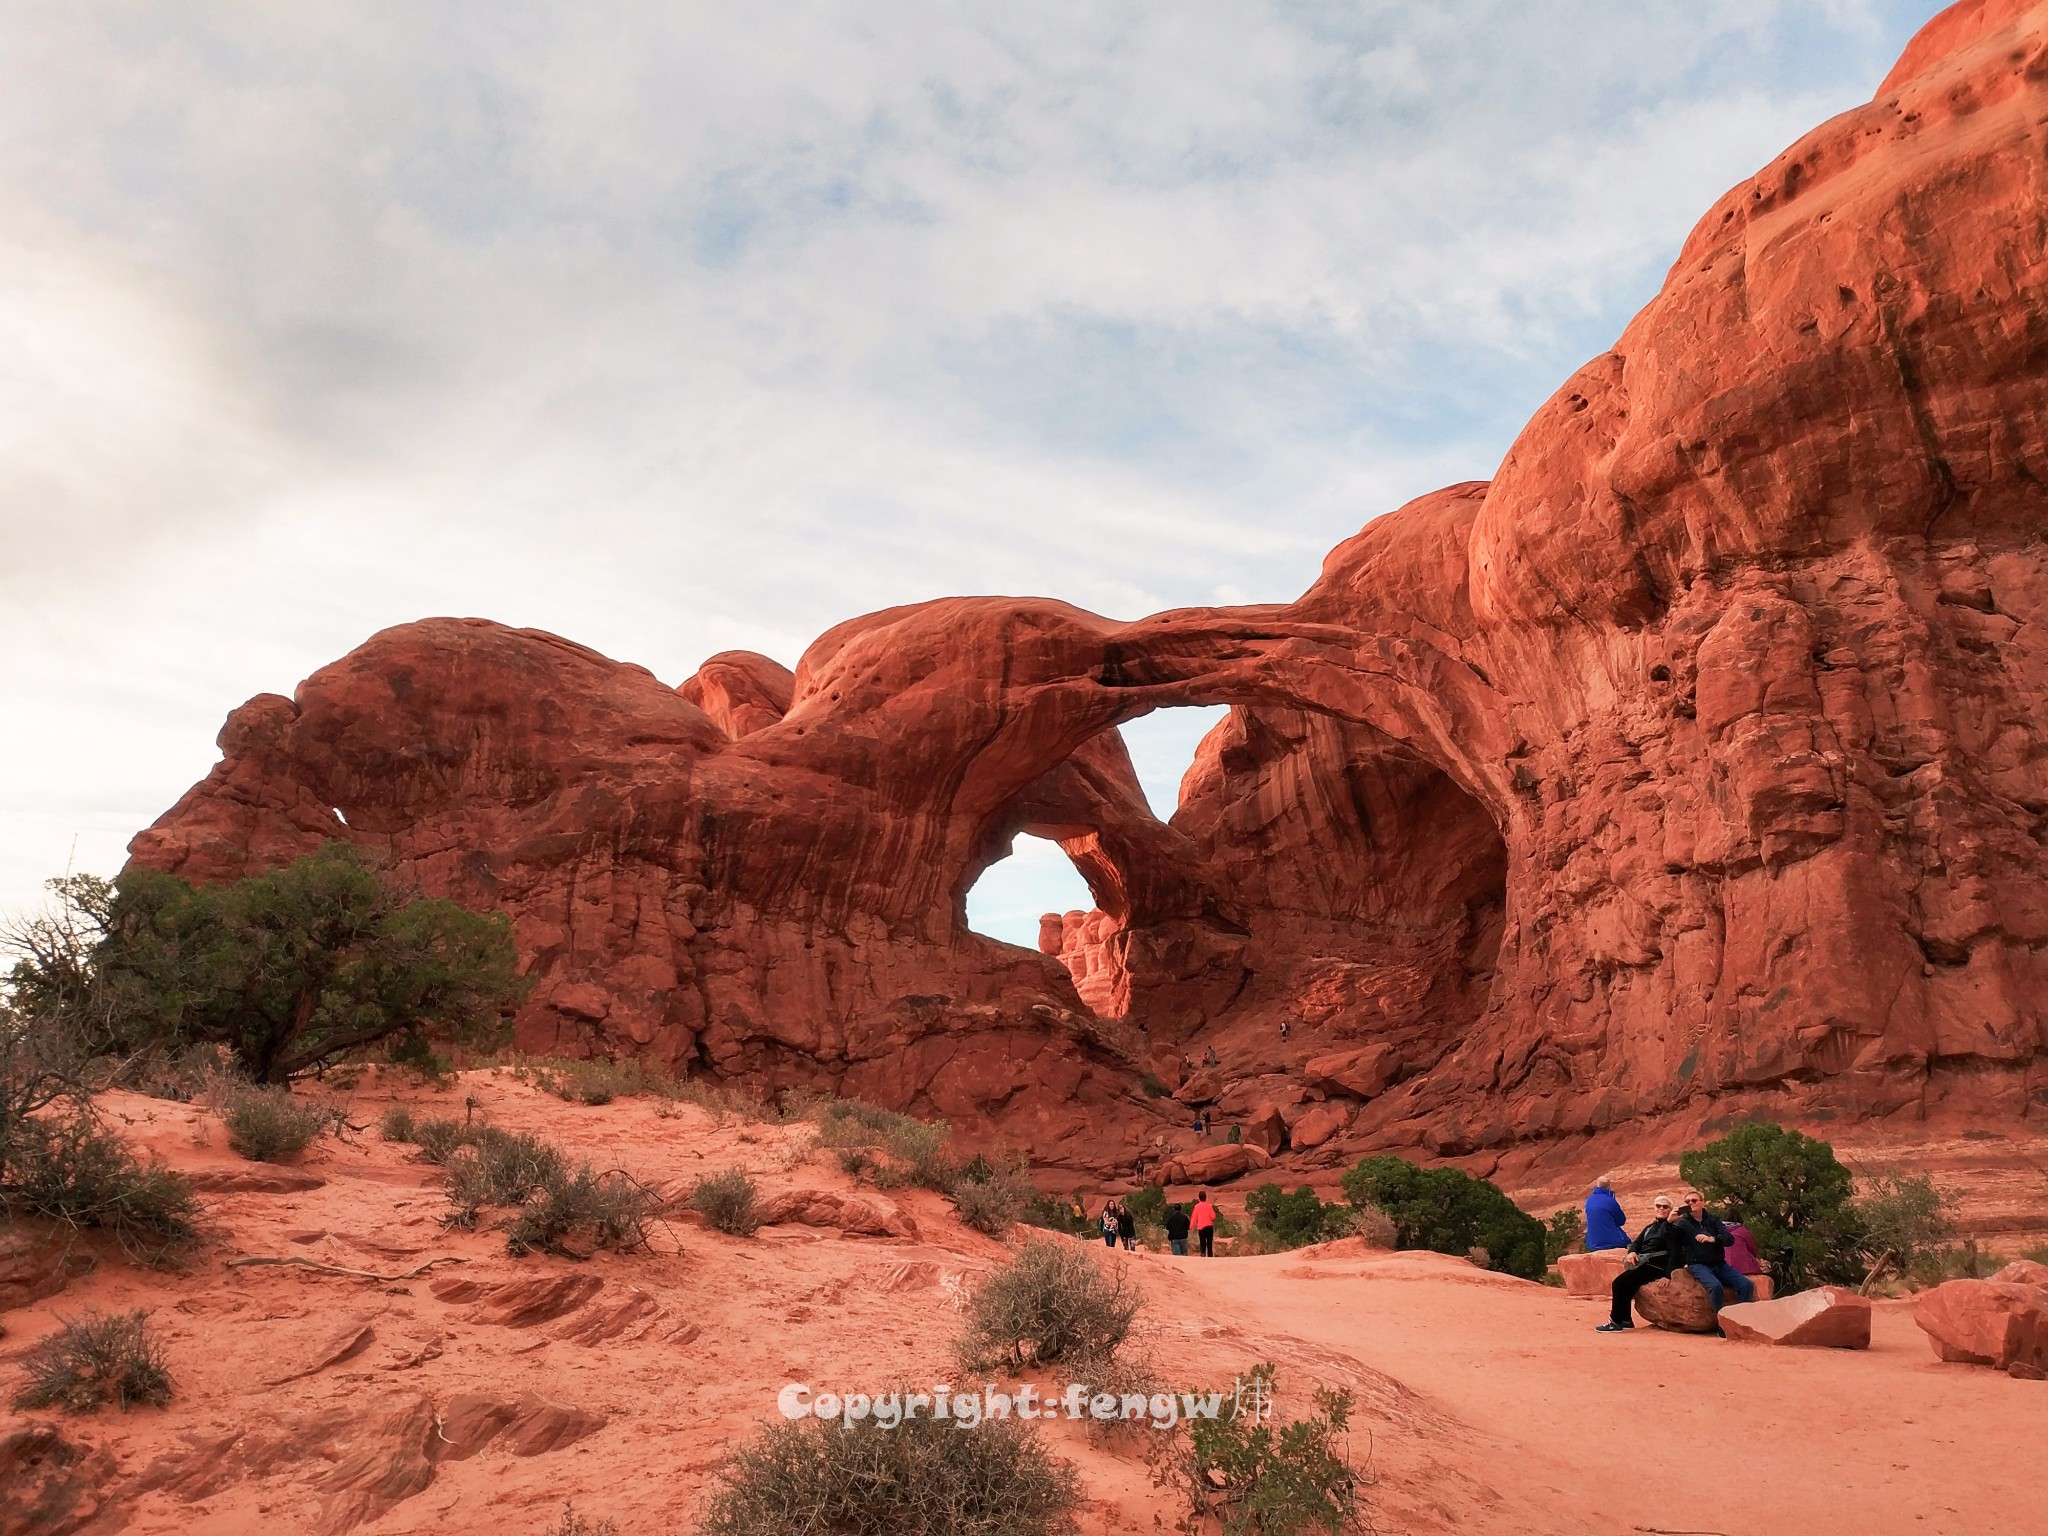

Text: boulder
xmin=752 ymin=1188 xmax=919 ymax=1239
xmin=1914 ymin=1280 xmax=2048 ymax=1371
xmin=1285 ymin=1101 xmax=1352 ymax=1150
xmin=1172 ymin=1070 xmax=1224 ymax=1106
xmin=1991 ymin=1259 xmax=2048 ymax=1288
xmin=1556 ymin=1250 xmax=1632 ymax=1299
xmin=0 ymin=1225 xmax=96 ymax=1314
xmin=1301 ymin=1045 xmax=1401 ymax=1101
xmin=1634 ymin=1271 xmax=1718 ymax=1333
xmin=1160 ymin=1144 xmax=1273 ymax=1186
xmin=1718 ymin=1287 xmax=1872 ymax=1348
xmin=1241 ymin=1103 xmax=1289 ymax=1156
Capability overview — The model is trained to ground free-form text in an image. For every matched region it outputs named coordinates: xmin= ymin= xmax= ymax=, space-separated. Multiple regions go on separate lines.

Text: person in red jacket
xmin=1190 ymin=1191 xmax=1218 ymax=1257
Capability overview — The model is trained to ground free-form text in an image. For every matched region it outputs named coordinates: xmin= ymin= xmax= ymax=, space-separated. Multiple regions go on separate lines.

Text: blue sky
xmin=0 ymin=2 xmax=1940 ymax=942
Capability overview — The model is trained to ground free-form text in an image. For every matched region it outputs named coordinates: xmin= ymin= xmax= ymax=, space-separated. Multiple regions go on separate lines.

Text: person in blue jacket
xmin=1584 ymin=1175 xmax=1630 ymax=1251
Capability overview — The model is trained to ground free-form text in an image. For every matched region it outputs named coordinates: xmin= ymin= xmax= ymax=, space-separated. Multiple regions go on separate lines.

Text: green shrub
xmin=1123 ymin=1184 xmax=1166 ymax=1227
xmin=409 ymin=1115 xmax=481 ymax=1163
xmin=1020 ymin=1191 xmax=1097 ymax=1239
xmin=1544 ymin=1208 xmax=1584 ymax=1265
xmin=506 ymin=1167 xmax=655 ymax=1258
xmin=956 ymin=1239 xmax=1140 ymax=1373
xmin=2 ymin=1112 xmax=199 ymax=1266
xmin=379 ymin=1105 xmax=415 ymax=1142
xmin=1245 ymin=1185 xmax=1350 ymax=1250
xmin=699 ymin=1405 xmax=1081 ymax=1536
xmin=1679 ymin=1121 xmax=1862 ymax=1289
xmin=544 ymin=1505 xmax=618 ymax=1536
xmin=1339 ymin=1156 xmax=1545 ymax=1280
xmin=216 ymin=1082 xmax=336 ymax=1162
xmin=692 ymin=1167 xmax=760 ymax=1236
xmin=949 ymin=1170 xmax=1027 ymax=1236
xmin=447 ymin=1130 xmax=570 ymax=1212
xmin=802 ymin=1095 xmax=955 ymax=1190
xmin=1853 ymin=1171 xmax=1955 ymax=1285
xmin=1177 ymin=1363 xmax=1360 ymax=1535
xmin=13 ymin=1309 xmax=173 ymax=1413
xmin=513 ymin=1055 xmax=678 ymax=1106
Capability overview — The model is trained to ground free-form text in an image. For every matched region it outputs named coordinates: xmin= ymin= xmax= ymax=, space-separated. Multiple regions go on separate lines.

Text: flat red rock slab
xmin=1719 ymin=1287 xmax=1871 ymax=1348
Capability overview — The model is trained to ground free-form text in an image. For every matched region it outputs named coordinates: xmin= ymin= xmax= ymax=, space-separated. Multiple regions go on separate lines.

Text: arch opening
xmin=962 ymin=831 xmax=1094 ymax=950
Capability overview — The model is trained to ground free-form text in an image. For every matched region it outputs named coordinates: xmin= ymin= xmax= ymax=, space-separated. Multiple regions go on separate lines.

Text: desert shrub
xmin=1544 ymin=1208 xmax=1584 ymax=1265
xmin=950 ymin=1171 xmax=1027 ymax=1236
xmin=2021 ymin=1242 xmax=2048 ymax=1267
xmin=543 ymin=1505 xmax=618 ymax=1536
xmin=514 ymin=1055 xmax=677 ymax=1106
xmin=1177 ymin=1363 xmax=1361 ymax=1535
xmin=699 ymin=1406 xmax=1081 ymax=1536
xmin=447 ymin=1129 xmax=570 ymax=1212
xmin=215 ymin=1082 xmax=336 ymax=1162
xmin=1853 ymin=1171 xmax=1956 ymax=1284
xmin=802 ymin=1094 xmax=957 ymax=1190
xmin=506 ymin=1166 xmax=655 ymax=1258
xmin=1351 ymin=1203 xmax=1397 ymax=1250
xmin=2 ymin=1112 xmax=199 ymax=1266
xmin=956 ymin=1239 xmax=1140 ymax=1372
xmin=10 ymin=844 xmax=527 ymax=1082
xmin=691 ymin=1167 xmax=761 ymax=1236
xmin=13 ymin=1309 xmax=173 ymax=1413
xmin=544 ymin=1505 xmax=618 ymax=1536
xmin=1124 ymin=1184 xmax=1167 ymax=1227
xmin=409 ymin=1115 xmax=482 ymax=1163
xmin=835 ymin=1147 xmax=874 ymax=1180
xmin=1021 ymin=1191 xmax=1097 ymax=1239
xmin=379 ymin=1105 xmax=415 ymax=1142
xmin=1340 ymin=1157 xmax=1546 ymax=1280
xmin=1245 ymin=1185 xmax=1351 ymax=1250
xmin=1679 ymin=1121 xmax=1862 ymax=1289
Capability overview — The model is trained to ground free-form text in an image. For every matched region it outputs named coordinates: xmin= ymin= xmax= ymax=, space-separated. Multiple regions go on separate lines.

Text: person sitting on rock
xmin=1597 ymin=1194 xmax=1684 ymax=1332
xmin=1164 ymin=1201 xmax=1191 ymax=1256
xmin=1191 ymin=1190 xmax=1218 ymax=1257
xmin=1672 ymin=1189 xmax=1755 ymax=1314
xmin=1584 ymin=1175 xmax=1630 ymax=1251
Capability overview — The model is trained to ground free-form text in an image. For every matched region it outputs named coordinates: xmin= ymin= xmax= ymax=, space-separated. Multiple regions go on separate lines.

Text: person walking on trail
xmin=1584 ymin=1175 xmax=1630 ymax=1252
xmin=1116 ymin=1201 xmax=1138 ymax=1252
xmin=1100 ymin=1203 xmax=1119 ymax=1249
xmin=1191 ymin=1190 xmax=1218 ymax=1257
xmin=1596 ymin=1194 xmax=1684 ymax=1332
xmin=1164 ymin=1201 xmax=1191 ymax=1256
xmin=1672 ymin=1189 xmax=1754 ymax=1315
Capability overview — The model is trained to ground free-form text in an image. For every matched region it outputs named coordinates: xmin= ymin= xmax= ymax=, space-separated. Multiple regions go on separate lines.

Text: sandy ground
xmin=2 ymin=1071 xmax=2042 ymax=1536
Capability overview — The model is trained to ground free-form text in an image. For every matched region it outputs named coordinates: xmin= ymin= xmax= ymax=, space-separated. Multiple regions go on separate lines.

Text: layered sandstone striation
xmin=132 ymin=1 xmax=2048 ymax=1176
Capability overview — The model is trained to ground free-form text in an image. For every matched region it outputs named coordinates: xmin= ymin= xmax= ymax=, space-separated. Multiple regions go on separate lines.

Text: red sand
xmin=3 ymin=1073 xmax=2043 ymax=1534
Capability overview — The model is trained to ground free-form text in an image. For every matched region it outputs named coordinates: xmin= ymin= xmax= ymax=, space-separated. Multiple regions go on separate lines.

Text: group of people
xmin=1584 ymin=1176 xmax=1762 ymax=1334
xmin=1100 ymin=1190 xmax=1218 ymax=1256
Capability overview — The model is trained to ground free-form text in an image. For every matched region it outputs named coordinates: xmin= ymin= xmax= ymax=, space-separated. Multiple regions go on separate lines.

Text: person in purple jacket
xmin=1584 ymin=1175 xmax=1630 ymax=1251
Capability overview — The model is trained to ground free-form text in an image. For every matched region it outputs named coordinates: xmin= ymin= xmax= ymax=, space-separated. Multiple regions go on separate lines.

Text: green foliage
xmin=1339 ymin=1156 xmax=1546 ymax=1280
xmin=2 ymin=1111 xmax=199 ymax=1266
xmin=1020 ymin=1191 xmax=1097 ymax=1239
xmin=692 ymin=1167 xmax=761 ymax=1236
xmin=1544 ymin=1208 xmax=1584 ymax=1265
xmin=699 ymin=1407 xmax=1081 ymax=1536
xmin=799 ymin=1094 xmax=955 ymax=1190
xmin=29 ymin=844 xmax=527 ymax=1083
xmin=507 ymin=1054 xmax=678 ymax=1106
xmin=215 ymin=1081 xmax=336 ymax=1162
xmin=1679 ymin=1121 xmax=1862 ymax=1288
xmin=386 ymin=1115 xmax=649 ymax=1259
xmin=1123 ymin=1184 xmax=1166 ymax=1227
xmin=378 ymin=1105 xmax=415 ymax=1142
xmin=947 ymin=1155 xmax=1030 ymax=1236
xmin=14 ymin=1309 xmax=173 ymax=1413
xmin=1180 ymin=1363 xmax=1361 ymax=1535
xmin=956 ymin=1238 xmax=1141 ymax=1373
xmin=1853 ymin=1171 xmax=1956 ymax=1284
xmin=1245 ymin=1185 xmax=1350 ymax=1251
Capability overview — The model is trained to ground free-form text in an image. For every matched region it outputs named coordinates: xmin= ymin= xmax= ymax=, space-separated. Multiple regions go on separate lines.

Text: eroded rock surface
xmin=130 ymin=1 xmax=2048 ymax=1174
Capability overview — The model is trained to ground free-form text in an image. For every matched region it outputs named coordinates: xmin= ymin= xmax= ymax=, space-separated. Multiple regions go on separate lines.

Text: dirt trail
xmin=1 ymin=1074 xmax=2041 ymax=1535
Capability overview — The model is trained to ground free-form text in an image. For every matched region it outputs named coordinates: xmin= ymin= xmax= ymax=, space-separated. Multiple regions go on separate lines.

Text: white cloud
xmin=0 ymin=1 xmax=1927 ymax=921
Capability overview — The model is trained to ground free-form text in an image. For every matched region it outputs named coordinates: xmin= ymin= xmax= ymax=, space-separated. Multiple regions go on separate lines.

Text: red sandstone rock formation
xmin=131 ymin=1 xmax=2048 ymax=1175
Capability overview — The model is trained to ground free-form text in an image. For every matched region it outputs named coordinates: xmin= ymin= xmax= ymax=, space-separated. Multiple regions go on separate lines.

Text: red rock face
xmin=131 ymin=2 xmax=2048 ymax=1177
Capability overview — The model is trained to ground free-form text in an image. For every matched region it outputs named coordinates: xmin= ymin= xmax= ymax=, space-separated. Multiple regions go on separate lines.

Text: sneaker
xmin=1595 ymin=1322 xmax=1633 ymax=1332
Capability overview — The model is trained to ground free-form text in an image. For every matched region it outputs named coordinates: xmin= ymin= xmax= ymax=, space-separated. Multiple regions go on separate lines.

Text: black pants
xmin=1198 ymin=1227 xmax=1214 ymax=1257
xmin=1610 ymin=1263 xmax=1669 ymax=1326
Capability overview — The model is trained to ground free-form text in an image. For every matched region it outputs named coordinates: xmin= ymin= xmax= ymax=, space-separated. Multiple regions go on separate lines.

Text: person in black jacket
xmin=1164 ymin=1202 xmax=1191 ymax=1256
xmin=1597 ymin=1195 xmax=1684 ymax=1332
xmin=1116 ymin=1201 xmax=1138 ymax=1251
xmin=1671 ymin=1190 xmax=1755 ymax=1312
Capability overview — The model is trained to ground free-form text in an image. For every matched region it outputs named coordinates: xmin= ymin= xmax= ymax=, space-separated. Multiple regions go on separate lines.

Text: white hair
xmin=1594 ymin=1174 xmax=1613 ymax=1189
